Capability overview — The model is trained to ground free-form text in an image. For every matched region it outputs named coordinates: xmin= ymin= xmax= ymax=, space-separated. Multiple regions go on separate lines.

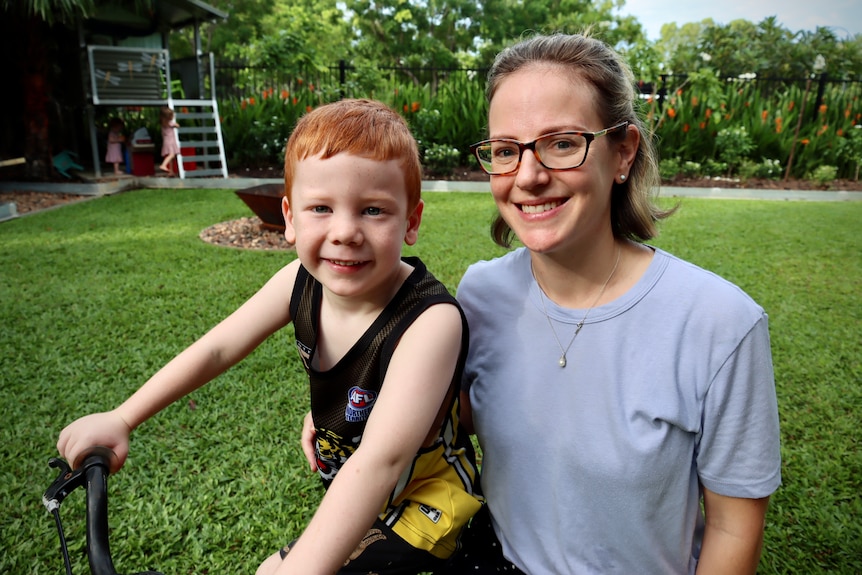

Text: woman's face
xmin=487 ymin=64 xmax=632 ymax=257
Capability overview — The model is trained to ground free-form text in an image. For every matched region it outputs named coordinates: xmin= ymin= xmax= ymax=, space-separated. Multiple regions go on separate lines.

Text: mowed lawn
xmin=0 ymin=188 xmax=859 ymax=574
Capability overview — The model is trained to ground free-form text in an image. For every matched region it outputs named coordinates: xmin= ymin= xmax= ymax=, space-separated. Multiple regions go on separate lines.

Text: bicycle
xmin=42 ymin=446 xmax=162 ymax=575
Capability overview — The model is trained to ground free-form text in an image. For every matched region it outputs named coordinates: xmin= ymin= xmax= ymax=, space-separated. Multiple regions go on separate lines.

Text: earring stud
xmin=620 ymin=174 xmax=627 ymax=181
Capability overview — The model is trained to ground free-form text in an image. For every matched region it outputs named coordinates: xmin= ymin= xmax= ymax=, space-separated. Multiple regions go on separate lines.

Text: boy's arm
xmin=274 ymin=302 xmax=464 ymax=575
xmin=57 ymin=260 xmax=300 ymax=470
xmin=696 ymin=488 xmax=770 ymax=575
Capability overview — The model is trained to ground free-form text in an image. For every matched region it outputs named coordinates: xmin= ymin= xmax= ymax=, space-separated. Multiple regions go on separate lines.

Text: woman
xmin=452 ymin=32 xmax=781 ymax=574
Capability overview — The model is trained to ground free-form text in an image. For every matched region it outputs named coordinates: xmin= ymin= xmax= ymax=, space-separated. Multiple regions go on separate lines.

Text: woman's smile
xmin=518 ymin=199 xmax=567 ymax=214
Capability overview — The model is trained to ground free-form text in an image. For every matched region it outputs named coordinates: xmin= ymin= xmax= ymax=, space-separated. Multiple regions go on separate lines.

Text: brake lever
xmin=44 ymin=452 xmax=165 ymax=575
xmin=43 ymin=457 xmax=85 ymax=512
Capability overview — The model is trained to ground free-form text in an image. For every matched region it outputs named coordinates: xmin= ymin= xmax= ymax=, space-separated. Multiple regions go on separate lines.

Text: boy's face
xmin=283 ymin=152 xmax=423 ymax=301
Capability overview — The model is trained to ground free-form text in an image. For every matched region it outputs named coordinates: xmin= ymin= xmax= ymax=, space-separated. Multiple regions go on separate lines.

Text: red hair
xmin=283 ymin=99 xmax=421 ymax=211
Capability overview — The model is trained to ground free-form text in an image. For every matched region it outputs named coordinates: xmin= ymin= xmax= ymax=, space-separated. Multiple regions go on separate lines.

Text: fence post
xmin=811 ymin=72 xmax=828 ymax=122
xmin=657 ymin=74 xmax=668 ymax=110
xmin=339 ymin=60 xmax=347 ymax=99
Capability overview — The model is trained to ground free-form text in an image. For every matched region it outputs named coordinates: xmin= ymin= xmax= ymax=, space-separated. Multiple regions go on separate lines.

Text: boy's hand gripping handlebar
xmin=43 ymin=446 xmax=163 ymax=575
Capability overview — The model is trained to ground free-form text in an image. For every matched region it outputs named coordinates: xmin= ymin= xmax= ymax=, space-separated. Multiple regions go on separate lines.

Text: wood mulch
xmin=0 ymin=191 xmax=94 ymax=214
xmin=199 ymin=216 xmax=292 ymax=251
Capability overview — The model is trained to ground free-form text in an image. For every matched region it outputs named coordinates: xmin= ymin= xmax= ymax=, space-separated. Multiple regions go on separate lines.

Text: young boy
xmin=57 ymin=99 xmax=483 ymax=575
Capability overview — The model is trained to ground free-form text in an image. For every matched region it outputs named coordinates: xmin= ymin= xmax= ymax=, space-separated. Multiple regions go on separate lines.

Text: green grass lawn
xmin=1 ymin=189 xmax=859 ymax=574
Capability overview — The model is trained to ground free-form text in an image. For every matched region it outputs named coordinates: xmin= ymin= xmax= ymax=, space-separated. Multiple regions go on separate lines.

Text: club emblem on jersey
xmin=315 ymin=428 xmax=357 ymax=483
xmin=345 ymin=386 xmax=377 ymax=422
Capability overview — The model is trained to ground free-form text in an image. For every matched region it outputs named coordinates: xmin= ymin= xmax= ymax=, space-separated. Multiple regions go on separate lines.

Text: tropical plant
xmin=837 ymin=125 xmax=862 ymax=180
xmin=220 ymin=85 xmax=330 ymax=168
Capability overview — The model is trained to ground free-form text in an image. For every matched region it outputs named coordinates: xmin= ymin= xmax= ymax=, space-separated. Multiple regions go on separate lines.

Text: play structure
xmin=80 ymin=1 xmax=229 ymax=179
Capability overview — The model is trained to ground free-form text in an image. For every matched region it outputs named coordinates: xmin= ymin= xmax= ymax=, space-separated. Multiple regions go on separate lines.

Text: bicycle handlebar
xmin=43 ymin=447 xmax=163 ymax=575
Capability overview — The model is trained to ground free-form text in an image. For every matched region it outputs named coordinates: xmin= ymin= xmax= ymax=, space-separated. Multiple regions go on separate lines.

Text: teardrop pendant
xmin=558 ymin=355 xmax=567 ymax=368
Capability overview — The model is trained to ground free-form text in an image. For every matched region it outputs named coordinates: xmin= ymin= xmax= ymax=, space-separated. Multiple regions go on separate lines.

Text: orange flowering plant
xmin=649 ymin=69 xmax=862 ymax=180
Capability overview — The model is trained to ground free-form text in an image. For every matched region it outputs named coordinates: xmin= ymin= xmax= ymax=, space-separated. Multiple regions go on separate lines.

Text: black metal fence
xmin=213 ymin=59 xmax=862 ymax=132
xmin=213 ymin=60 xmax=489 ymax=102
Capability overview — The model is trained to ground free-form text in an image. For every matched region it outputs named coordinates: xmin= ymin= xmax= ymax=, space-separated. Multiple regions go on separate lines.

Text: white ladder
xmin=171 ymin=98 xmax=229 ymax=179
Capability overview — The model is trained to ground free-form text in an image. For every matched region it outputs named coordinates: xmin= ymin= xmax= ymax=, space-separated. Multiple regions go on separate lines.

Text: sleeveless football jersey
xmin=289 ymin=257 xmax=482 ymax=558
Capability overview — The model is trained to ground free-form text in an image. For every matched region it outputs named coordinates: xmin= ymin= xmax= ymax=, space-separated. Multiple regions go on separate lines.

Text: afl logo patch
xmin=345 ymin=386 xmax=377 ymax=422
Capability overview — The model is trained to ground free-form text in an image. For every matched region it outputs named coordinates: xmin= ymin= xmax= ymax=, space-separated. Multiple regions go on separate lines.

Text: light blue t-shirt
xmin=458 ymin=247 xmax=781 ymax=575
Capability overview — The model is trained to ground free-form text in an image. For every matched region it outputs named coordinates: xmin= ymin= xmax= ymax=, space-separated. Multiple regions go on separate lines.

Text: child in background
xmin=105 ymin=117 xmax=125 ymax=175
xmin=57 ymin=99 xmax=482 ymax=575
xmin=158 ymin=106 xmax=180 ymax=174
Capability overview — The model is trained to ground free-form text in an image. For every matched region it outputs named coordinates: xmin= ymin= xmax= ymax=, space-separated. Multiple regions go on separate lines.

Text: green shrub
xmin=738 ymin=159 xmax=760 ymax=180
xmin=410 ymin=108 xmax=444 ymax=152
xmin=809 ymin=165 xmax=838 ymax=186
xmin=703 ymin=159 xmax=728 ymax=177
xmin=738 ymin=158 xmax=781 ymax=180
xmin=716 ymin=126 xmax=754 ymax=175
xmin=755 ymin=158 xmax=783 ymax=179
xmin=423 ymin=143 xmax=461 ymax=176
xmin=681 ymin=161 xmax=702 ymax=177
xmin=659 ymin=157 xmax=682 ymax=180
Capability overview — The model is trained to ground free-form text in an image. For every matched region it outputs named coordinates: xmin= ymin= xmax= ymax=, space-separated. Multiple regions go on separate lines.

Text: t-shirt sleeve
xmin=697 ymin=312 xmax=782 ymax=498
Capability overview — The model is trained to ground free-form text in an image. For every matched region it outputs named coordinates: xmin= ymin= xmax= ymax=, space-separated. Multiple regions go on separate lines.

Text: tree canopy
xmin=655 ymin=16 xmax=862 ymax=79
xmin=191 ymin=0 xmax=862 ymax=82
xmin=7 ymin=0 xmax=861 ymax=81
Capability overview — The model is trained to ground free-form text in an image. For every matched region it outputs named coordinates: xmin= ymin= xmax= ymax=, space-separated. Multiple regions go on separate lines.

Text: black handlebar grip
xmin=74 ymin=445 xmax=120 ymax=473
xmin=83 ymin=448 xmax=120 ymax=575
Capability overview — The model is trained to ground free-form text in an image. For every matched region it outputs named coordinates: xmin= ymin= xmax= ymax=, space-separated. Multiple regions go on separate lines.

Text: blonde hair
xmin=486 ymin=32 xmax=674 ymax=247
xmin=283 ymin=99 xmax=422 ymax=212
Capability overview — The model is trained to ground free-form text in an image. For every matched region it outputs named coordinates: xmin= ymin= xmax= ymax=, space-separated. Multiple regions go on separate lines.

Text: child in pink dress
xmin=158 ymin=107 xmax=180 ymax=174
xmin=105 ymin=118 xmax=125 ymax=175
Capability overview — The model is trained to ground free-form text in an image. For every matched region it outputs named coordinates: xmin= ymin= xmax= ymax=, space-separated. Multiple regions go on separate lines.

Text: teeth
xmin=521 ymin=201 xmax=561 ymax=214
xmin=330 ymin=260 xmax=362 ymax=266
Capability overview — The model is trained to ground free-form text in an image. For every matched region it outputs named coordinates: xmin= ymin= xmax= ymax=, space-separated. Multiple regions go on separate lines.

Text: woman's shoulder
xmin=458 ymin=249 xmax=529 ymax=304
xmin=463 ymin=248 xmax=527 ymax=277
xmin=458 ymin=248 xmax=531 ymax=298
xmin=652 ymin=247 xmax=765 ymax=319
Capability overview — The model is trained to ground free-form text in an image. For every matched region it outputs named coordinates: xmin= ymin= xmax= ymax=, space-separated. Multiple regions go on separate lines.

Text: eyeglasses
xmin=470 ymin=121 xmax=629 ymax=176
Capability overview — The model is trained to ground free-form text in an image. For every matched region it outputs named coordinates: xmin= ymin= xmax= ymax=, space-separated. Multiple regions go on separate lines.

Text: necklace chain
xmin=536 ymin=245 xmax=622 ymax=368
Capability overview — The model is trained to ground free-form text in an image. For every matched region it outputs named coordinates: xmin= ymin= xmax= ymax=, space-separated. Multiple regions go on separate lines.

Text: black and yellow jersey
xmin=289 ymin=257 xmax=483 ymax=559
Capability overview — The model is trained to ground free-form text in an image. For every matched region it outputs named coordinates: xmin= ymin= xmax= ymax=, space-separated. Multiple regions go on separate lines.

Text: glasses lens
xmin=535 ymin=133 xmax=588 ymax=170
xmin=475 ymin=141 xmax=520 ymax=174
